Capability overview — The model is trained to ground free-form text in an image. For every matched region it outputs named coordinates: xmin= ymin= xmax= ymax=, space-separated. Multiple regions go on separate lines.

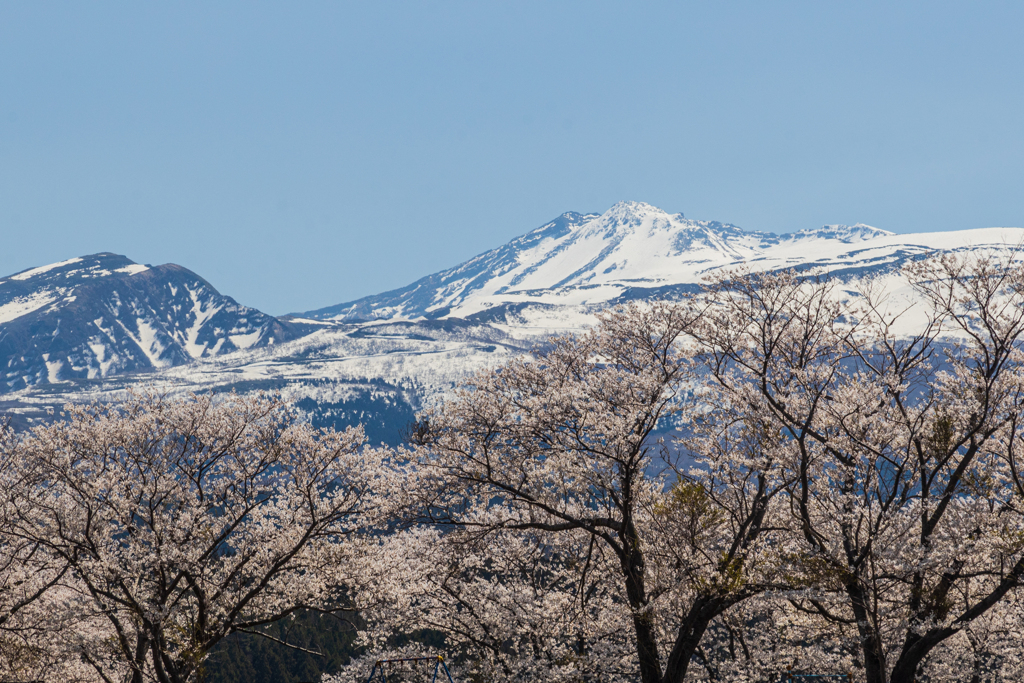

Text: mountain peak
xmin=0 ymin=253 xmax=305 ymax=392
xmin=600 ymin=200 xmax=682 ymax=225
xmin=3 ymin=252 xmax=149 ymax=284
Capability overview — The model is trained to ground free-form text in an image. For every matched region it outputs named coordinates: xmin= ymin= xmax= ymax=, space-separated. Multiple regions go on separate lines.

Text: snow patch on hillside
xmin=182 ymin=286 xmax=223 ymax=358
xmin=229 ymin=330 xmax=261 ymax=349
xmin=87 ymin=340 xmax=118 ymax=378
xmin=9 ymin=257 xmax=84 ymax=281
xmin=0 ymin=291 xmax=59 ymax=323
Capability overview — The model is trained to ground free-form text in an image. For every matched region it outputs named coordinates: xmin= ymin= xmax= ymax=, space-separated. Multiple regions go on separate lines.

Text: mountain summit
xmin=0 ymin=253 xmax=303 ymax=392
xmin=302 ymin=201 xmax=985 ymax=324
xmin=303 ymin=202 xmax=766 ymax=322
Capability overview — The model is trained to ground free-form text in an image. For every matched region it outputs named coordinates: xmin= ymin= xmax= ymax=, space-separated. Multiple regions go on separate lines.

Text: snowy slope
xmin=0 ymin=253 xmax=307 ymax=392
xmin=306 ymin=211 xmax=600 ymax=321
xmin=304 ymin=201 xmax=1024 ymax=324
xmin=0 ymin=318 xmax=525 ymax=444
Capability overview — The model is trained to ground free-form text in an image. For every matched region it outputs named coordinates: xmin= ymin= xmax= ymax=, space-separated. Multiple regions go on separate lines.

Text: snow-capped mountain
xmin=5 ymin=202 xmax=1024 ymax=443
xmin=0 ymin=253 xmax=306 ymax=392
xmin=303 ymin=201 xmax=1022 ymax=325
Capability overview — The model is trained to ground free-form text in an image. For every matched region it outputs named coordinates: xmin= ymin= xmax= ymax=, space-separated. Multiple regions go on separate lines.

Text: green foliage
xmin=655 ymin=480 xmax=725 ymax=550
xmin=202 ymin=614 xmax=448 ymax=683
xmin=203 ymin=610 xmax=360 ymax=683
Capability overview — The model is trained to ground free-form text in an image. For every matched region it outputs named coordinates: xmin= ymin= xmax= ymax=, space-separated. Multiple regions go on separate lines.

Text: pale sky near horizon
xmin=2 ymin=2 xmax=1023 ymax=314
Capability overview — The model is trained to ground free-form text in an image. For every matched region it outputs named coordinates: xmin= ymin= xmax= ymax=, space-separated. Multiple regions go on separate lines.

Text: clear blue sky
xmin=1 ymin=2 xmax=1022 ymax=314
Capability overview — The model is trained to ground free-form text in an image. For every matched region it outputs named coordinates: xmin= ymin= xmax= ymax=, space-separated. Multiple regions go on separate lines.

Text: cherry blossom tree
xmin=6 ymin=253 xmax=1024 ymax=683
xmin=352 ymin=523 xmax=633 ymax=682
xmin=377 ymin=253 xmax=1024 ymax=683
xmin=916 ymin=584 xmax=1024 ymax=682
xmin=2 ymin=391 xmax=390 ymax=683
xmin=0 ymin=418 xmax=88 ymax=681
xmin=693 ymin=254 xmax=1024 ymax=683
xmin=399 ymin=303 xmax=800 ymax=683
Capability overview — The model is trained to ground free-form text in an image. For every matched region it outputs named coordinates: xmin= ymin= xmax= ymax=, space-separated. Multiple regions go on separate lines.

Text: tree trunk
xmin=845 ymin=580 xmax=887 ymax=683
xmin=632 ymin=609 xmax=665 ymax=683
xmin=889 ymin=655 xmax=922 ymax=683
xmin=619 ymin=522 xmax=663 ymax=683
xmin=889 ymin=629 xmax=953 ymax=683
xmin=660 ymin=598 xmax=722 ymax=683
xmin=129 ymin=634 xmax=150 ymax=683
